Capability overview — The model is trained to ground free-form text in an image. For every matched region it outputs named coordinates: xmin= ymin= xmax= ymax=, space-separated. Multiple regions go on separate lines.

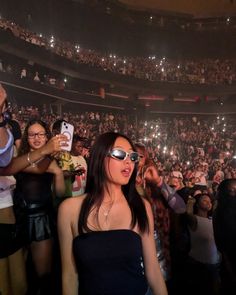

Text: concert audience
xmin=1 ymin=17 xmax=236 ymax=86
xmin=0 ymin=15 xmax=236 ymax=294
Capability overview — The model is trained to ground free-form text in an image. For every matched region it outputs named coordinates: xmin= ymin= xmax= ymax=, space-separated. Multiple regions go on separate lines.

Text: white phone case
xmin=60 ymin=121 xmax=74 ymax=152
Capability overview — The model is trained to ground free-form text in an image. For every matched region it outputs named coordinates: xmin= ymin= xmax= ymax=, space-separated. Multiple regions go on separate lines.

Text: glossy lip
xmin=121 ymin=167 xmax=132 ymax=177
xmin=32 ymin=140 xmax=43 ymax=145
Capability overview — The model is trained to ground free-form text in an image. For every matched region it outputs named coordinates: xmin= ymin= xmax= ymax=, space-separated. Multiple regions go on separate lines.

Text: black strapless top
xmin=73 ymin=229 xmax=148 ymax=295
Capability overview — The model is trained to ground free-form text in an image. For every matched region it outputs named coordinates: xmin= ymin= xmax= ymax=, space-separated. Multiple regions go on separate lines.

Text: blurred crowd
xmin=7 ymin=102 xmax=236 ymax=195
xmin=1 ymin=17 xmax=236 ymax=85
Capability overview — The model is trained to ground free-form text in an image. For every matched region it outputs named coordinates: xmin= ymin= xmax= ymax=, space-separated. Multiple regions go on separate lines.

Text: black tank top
xmin=14 ymin=171 xmax=53 ymax=204
xmin=73 ymin=229 xmax=148 ymax=295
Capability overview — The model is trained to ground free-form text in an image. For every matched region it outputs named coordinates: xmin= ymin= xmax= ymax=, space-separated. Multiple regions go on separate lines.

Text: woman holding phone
xmin=0 ymin=85 xmax=67 ymax=295
xmin=14 ymin=119 xmax=65 ymax=294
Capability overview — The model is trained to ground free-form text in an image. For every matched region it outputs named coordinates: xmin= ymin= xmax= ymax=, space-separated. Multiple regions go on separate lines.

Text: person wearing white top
xmin=185 ymin=194 xmax=221 ymax=295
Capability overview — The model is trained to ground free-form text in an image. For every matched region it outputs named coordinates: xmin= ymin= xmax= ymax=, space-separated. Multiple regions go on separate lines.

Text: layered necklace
xmin=101 ymin=199 xmax=114 ymax=216
xmin=99 ymin=197 xmax=116 ymax=229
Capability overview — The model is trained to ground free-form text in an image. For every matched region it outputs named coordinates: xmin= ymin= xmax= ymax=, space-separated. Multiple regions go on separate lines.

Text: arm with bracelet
xmin=0 ymin=134 xmax=68 ymax=176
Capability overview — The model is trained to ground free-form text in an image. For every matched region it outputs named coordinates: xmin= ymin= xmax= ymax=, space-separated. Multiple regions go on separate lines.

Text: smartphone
xmin=60 ymin=121 xmax=74 ymax=152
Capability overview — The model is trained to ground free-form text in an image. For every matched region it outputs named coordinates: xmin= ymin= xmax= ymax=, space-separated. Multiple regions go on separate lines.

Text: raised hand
xmin=143 ymin=165 xmax=162 ymax=186
xmin=42 ymin=134 xmax=69 ymax=155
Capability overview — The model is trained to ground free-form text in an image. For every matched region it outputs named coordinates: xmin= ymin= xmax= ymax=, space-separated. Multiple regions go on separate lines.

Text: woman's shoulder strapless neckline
xmin=73 ymin=228 xmax=141 ymax=242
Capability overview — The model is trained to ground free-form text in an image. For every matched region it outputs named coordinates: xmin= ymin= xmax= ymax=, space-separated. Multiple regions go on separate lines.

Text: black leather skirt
xmin=26 ymin=203 xmax=55 ymax=242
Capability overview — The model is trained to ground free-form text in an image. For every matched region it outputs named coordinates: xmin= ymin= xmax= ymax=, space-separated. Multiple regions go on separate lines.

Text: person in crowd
xmin=171 ymin=163 xmax=183 ymax=180
xmin=5 ymin=109 xmax=22 ymax=152
xmin=0 ymin=84 xmax=14 ymax=167
xmin=58 ymin=132 xmax=168 ymax=295
xmin=212 ymin=167 xmax=224 ymax=187
xmin=0 ymin=92 xmax=68 ymax=295
xmin=185 ymin=193 xmax=221 ymax=295
xmin=51 ymin=119 xmax=74 ymax=202
xmin=33 ymin=71 xmax=40 ymax=82
xmin=213 ymin=179 xmax=236 ymax=294
xmin=0 ymin=134 xmax=67 ymax=295
xmin=13 ymin=119 xmax=65 ymax=295
xmin=229 ymin=158 xmax=236 ymax=178
xmin=0 ymin=83 xmax=25 ymax=295
xmin=50 ymin=119 xmax=78 ymax=294
xmin=192 ymin=164 xmax=208 ymax=191
xmin=71 ymin=135 xmax=87 ymax=197
xmin=81 ymin=138 xmax=91 ymax=161
xmin=20 ymin=68 xmax=27 ymax=79
xmin=135 ymin=142 xmax=186 ymax=294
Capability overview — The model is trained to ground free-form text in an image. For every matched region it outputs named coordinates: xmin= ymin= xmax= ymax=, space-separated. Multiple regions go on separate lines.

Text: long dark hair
xmin=18 ymin=119 xmax=51 ymax=156
xmin=213 ymin=179 xmax=236 ymax=253
xmin=193 ymin=193 xmax=213 ymax=217
xmin=217 ymin=178 xmax=236 ymax=204
xmin=78 ymin=132 xmax=149 ymax=234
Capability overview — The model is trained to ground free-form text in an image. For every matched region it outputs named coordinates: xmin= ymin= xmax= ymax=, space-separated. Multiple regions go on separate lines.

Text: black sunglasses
xmin=108 ymin=149 xmax=139 ymax=163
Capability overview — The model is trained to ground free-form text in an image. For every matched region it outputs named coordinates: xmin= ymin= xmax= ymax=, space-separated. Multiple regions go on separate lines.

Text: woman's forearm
xmin=62 ymin=273 xmax=78 ymax=295
xmin=54 ymin=171 xmax=66 ymax=197
xmin=0 ymin=126 xmax=9 ymax=148
xmin=0 ymin=134 xmax=66 ymax=175
xmin=0 ymin=148 xmax=48 ymax=175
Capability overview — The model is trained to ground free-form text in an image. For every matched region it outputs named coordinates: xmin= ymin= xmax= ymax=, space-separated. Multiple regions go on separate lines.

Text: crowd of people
xmin=1 ymin=80 xmax=236 ymax=294
xmin=1 ymin=3 xmax=236 ymax=295
xmin=8 ymin=102 xmax=236 ymax=184
xmin=1 ymin=17 xmax=236 ymax=85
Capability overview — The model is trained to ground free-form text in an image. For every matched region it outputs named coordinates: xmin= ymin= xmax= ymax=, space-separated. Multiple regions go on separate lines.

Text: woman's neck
xmin=103 ymin=184 xmax=123 ymax=203
xmin=196 ymin=210 xmax=208 ymax=218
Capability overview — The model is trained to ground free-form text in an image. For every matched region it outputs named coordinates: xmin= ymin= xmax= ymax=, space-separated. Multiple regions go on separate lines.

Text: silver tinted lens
xmin=130 ymin=152 xmax=139 ymax=162
xmin=111 ymin=149 xmax=126 ymax=160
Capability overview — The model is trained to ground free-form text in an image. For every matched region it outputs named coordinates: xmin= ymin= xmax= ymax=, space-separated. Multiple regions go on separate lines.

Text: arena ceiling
xmin=119 ymin=0 xmax=236 ymax=17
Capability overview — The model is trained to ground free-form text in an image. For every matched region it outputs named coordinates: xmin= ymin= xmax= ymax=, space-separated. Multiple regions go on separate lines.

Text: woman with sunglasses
xmin=58 ymin=132 xmax=167 ymax=295
xmin=13 ymin=119 xmax=65 ymax=295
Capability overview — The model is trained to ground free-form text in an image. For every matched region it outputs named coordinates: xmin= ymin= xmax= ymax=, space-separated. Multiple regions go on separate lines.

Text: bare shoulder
xmin=58 ymin=194 xmax=87 ymax=218
xmin=141 ymin=197 xmax=152 ymax=213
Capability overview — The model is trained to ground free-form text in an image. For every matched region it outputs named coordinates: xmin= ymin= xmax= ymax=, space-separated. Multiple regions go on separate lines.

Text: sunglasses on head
xmin=108 ymin=149 xmax=139 ymax=163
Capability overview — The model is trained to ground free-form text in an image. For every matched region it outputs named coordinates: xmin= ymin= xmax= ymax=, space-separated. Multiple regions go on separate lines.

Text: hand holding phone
xmin=60 ymin=121 xmax=74 ymax=152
